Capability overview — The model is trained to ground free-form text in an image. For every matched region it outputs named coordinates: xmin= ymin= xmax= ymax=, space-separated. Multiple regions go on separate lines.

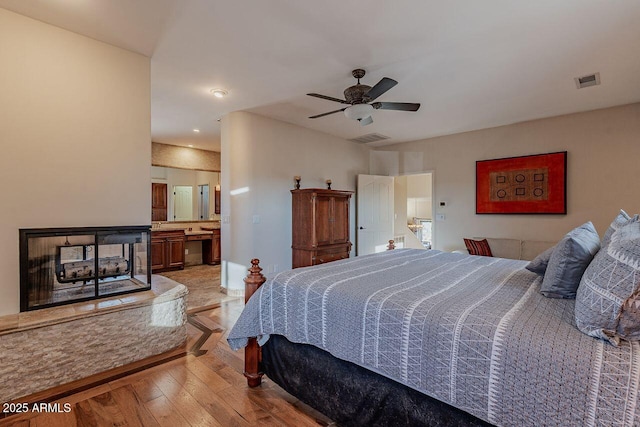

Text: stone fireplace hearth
xmin=0 ymin=275 xmax=187 ymax=404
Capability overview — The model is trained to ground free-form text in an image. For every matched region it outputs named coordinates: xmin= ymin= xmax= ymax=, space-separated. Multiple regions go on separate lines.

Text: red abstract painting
xmin=476 ymin=152 xmax=567 ymax=214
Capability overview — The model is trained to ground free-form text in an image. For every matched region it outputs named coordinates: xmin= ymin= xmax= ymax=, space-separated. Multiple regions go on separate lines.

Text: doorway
xmin=356 ymin=172 xmax=434 ymax=254
xmin=398 ymin=173 xmax=434 ymax=249
xmin=173 ymin=185 xmax=193 ymax=221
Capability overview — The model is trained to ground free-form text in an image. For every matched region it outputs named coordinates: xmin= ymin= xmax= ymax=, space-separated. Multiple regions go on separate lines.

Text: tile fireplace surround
xmin=0 ymin=275 xmax=187 ymax=404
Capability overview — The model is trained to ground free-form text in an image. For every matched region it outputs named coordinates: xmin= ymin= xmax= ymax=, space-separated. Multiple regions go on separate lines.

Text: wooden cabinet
xmin=212 ymin=229 xmax=221 ymax=264
xmin=151 ymin=230 xmax=185 ymax=272
xmin=150 ymin=238 xmax=166 ymax=271
xmin=194 ymin=229 xmax=221 ymax=265
xmin=152 ymin=183 xmax=168 ymax=221
xmin=291 ymin=188 xmax=353 ymax=268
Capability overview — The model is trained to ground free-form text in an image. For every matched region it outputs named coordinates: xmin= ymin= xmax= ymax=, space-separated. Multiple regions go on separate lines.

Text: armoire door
xmin=330 ymin=196 xmax=350 ymax=244
xmin=314 ymin=195 xmax=332 ymax=246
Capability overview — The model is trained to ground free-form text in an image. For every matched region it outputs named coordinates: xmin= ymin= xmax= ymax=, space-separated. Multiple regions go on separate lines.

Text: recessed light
xmin=193 ymin=129 xmax=200 ymax=133
xmin=188 ymin=144 xmax=194 ymax=148
xmin=210 ymin=88 xmax=228 ymax=98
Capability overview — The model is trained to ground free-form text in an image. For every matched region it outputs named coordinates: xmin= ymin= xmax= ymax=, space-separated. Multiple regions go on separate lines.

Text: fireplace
xmin=19 ymin=226 xmax=152 ymax=311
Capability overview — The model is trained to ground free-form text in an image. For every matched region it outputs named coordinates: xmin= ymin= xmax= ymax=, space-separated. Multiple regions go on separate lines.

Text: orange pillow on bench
xmin=464 ymin=238 xmax=493 ymax=257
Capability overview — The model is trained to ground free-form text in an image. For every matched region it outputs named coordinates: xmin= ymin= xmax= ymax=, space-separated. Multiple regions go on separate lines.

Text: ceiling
xmin=2 ymin=1 xmax=640 ymax=152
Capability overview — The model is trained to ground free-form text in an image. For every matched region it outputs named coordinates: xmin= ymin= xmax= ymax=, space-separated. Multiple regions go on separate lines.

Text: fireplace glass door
xmin=20 ymin=226 xmax=151 ymax=311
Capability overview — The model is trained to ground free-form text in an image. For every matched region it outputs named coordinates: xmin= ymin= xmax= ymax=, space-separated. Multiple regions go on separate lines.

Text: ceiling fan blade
xmin=359 ymin=116 xmax=373 ymax=126
xmin=372 ymin=102 xmax=421 ymax=112
xmin=307 ymin=93 xmax=349 ymax=104
xmin=309 ymin=108 xmax=347 ymax=119
xmin=364 ymin=77 xmax=398 ymax=101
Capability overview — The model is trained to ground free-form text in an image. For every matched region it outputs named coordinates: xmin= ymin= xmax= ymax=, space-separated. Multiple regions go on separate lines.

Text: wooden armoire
xmin=291 ymin=188 xmax=353 ymax=268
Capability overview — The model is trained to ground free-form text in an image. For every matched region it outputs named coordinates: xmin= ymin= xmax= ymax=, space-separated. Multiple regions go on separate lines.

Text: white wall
xmin=372 ymin=103 xmax=640 ymax=251
xmin=0 ymin=9 xmax=151 ymax=315
xmin=220 ymin=112 xmax=370 ymax=293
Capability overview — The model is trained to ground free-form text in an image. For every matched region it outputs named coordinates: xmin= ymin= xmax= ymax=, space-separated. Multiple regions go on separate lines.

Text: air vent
xmin=574 ymin=72 xmax=601 ymax=89
xmin=348 ymin=133 xmax=391 ymax=144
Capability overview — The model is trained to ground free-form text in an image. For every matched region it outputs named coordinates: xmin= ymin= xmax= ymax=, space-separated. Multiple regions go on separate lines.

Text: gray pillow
xmin=575 ymin=219 xmax=640 ymax=346
xmin=540 ymin=222 xmax=600 ymax=299
xmin=601 ymin=209 xmax=638 ymax=247
xmin=525 ymin=245 xmax=555 ymax=276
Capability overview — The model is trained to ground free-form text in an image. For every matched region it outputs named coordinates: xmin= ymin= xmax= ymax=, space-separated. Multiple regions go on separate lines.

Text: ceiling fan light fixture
xmin=344 ymin=104 xmax=374 ymax=121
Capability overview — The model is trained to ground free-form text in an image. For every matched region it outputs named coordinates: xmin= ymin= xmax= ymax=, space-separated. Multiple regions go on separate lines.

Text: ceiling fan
xmin=307 ymin=69 xmax=420 ymax=126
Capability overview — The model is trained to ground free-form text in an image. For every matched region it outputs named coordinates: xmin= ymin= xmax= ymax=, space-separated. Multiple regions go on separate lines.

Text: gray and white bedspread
xmin=228 ymin=249 xmax=640 ymax=427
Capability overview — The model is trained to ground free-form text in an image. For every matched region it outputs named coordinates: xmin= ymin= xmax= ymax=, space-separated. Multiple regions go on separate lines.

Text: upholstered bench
xmin=462 ymin=237 xmax=556 ymax=261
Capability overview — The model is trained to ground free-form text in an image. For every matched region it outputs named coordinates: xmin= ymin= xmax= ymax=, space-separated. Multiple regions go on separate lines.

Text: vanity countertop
xmin=185 ymin=230 xmax=214 ymax=236
xmin=152 ymin=220 xmax=221 ymax=233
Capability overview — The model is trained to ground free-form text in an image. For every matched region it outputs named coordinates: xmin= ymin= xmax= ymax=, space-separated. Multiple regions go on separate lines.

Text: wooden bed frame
xmin=242 ymin=240 xmax=396 ymax=387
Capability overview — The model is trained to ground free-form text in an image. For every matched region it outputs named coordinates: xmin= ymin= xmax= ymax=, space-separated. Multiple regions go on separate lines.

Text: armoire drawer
xmin=313 ymin=250 xmax=349 ymax=265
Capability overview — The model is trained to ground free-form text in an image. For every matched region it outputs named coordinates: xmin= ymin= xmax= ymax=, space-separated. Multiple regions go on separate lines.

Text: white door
xmin=173 ymin=185 xmax=193 ymax=221
xmin=357 ymin=174 xmax=394 ymax=255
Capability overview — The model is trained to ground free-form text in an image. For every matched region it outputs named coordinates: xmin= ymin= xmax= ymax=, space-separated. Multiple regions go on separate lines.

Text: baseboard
xmin=225 ymin=288 xmax=244 ymax=297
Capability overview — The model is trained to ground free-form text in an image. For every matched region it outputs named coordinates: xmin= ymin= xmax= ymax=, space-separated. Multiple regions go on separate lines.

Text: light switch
xmin=436 ymin=214 xmax=446 ymax=221
xmin=252 ymin=215 xmax=260 ymax=224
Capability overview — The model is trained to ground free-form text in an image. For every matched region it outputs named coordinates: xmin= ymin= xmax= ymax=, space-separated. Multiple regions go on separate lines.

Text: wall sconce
xmin=294 ymin=176 xmax=301 ymax=190
xmin=326 ymin=179 xmax=332 ymax=190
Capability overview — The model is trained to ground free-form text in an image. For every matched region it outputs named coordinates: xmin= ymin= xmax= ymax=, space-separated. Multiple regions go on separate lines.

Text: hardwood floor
xmin=1 ymin=299 xmax=334 ymax=427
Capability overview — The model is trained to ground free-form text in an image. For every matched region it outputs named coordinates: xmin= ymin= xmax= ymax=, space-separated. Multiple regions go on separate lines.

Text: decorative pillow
xmin=540 ymin=222 xmax=600 ymax=299
xmin=575 ymin=220 xmax=640 ymax=345
xmin=601 ymin=209 xmax=638 ymax=247
xmin=464 ymin=238 xmax=493 ymax=257
xmin=525 ymin=245 xmax=555 ymax=276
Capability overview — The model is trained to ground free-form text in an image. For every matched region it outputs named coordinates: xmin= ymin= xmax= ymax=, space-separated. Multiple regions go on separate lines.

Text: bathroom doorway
xmin=173 ymin=185 xmax=193 ymax=221
xmin=394 ymin=172 xmax=434 ymax=249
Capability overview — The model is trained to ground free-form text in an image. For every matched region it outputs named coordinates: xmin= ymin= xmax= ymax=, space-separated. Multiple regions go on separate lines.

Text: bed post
xmin=244 ymin=258 xmax=266 ymax=387
xmin=387 ymin=239 xmax=395 ymax=250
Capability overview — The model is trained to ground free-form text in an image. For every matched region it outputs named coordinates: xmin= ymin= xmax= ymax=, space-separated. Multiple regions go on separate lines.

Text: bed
xmin=228 ymin=248 xmax=640 ymax=426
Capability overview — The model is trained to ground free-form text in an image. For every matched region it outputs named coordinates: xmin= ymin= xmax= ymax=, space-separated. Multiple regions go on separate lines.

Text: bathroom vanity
xmin=151 ymin=222 xmax=221 ymax=273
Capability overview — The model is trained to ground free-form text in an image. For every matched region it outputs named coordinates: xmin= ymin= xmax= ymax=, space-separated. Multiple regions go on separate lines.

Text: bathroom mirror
xmin=151 ymin=166 xmax=220 ymax=221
